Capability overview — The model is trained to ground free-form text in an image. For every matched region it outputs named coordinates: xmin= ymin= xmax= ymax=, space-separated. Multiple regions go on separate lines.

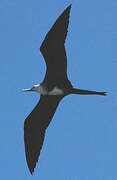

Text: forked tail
xmin=70 ymin=88 xmax=107 ymax=96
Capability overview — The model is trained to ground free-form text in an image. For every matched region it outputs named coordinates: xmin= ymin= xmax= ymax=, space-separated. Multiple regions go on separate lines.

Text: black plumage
xmin=24 ymin=4 xmax=106 ymax=175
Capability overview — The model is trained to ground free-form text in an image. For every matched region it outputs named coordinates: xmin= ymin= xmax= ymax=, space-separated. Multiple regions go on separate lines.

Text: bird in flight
xmin=22 ymin=4 xmax=106 ymax=174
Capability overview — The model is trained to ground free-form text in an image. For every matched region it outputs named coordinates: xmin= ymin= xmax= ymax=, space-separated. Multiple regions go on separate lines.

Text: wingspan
xmin=40 ymin=5 xmax=72 ymax=86
xmin=24 ymin=95 xmax=64 ymax=174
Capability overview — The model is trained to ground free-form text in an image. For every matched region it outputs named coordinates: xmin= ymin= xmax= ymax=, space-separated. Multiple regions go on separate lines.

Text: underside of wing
xmin=40 ymin=5 xmax=72 ymax=84
xmin=24 ymin=95 xmax=64 ymax=174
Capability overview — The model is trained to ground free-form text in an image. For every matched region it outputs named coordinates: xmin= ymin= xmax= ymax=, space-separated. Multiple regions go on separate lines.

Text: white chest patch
xmin=49 ymin=87 xmax=64 ymax=95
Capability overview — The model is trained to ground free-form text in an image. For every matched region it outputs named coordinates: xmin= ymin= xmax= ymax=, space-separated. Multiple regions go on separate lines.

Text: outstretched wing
xmin=24 ymin=95 xmax=64 ymax=174
xmin=40 ymin=5 xmax=72 ymax=86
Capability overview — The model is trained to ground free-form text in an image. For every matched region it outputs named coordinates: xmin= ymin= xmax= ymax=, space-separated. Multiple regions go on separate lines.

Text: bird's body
xmin=22 ymin=4 xmax=106 ymax=174
xmin=22 ymin=84 xmax=64 ymax=95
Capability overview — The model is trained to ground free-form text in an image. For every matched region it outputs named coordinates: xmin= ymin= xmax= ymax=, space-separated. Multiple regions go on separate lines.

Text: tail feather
xmin=70 ymin=88 xmax=107 ymax=96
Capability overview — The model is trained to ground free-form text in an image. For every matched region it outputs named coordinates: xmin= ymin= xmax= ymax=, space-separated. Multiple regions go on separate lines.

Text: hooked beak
xmin=22 ymin=88 xmax=32 ymax=92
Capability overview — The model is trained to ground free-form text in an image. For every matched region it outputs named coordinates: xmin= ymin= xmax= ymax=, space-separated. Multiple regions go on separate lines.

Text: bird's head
xmin=22 ymin=84 xmax=47 ymax=95
xmin=22 ymin=84 xmax=41 ymax=93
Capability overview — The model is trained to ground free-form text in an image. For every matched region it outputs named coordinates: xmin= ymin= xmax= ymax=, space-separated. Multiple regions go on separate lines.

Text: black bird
xmin=22 ymin=4 xmax=106 ymax=174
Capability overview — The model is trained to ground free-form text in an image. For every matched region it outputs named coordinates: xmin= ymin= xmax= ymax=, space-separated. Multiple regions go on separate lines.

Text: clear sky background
xmin=0 ymin=0 xmax=116 ymax=179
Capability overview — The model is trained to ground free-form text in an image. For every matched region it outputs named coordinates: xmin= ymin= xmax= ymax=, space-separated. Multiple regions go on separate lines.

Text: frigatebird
xmin=22 ymin=4 xmax=106 ymax=174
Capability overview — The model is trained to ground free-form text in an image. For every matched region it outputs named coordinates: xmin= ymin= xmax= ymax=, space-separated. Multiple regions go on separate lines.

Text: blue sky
xmin=0 ymin=0 xmax=116 ymax=179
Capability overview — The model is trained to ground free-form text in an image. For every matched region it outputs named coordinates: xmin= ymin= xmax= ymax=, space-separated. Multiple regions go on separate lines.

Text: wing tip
xmin=30 ymin=169 xmax=34 ymax=175
xmin=28 ymin=162 xmax=36 ymax=175
xmin=69 ymin=4 xmax=72 ymax=9
xmin=64 ymin=4 xmax=72 ymax=15
xmin=27 ymin=162 xmax=34 ymax=175
xmin=66 ymin=4 xmax=72 ymax=11
xmin=26 ymin=154 xmax=40 ymax=175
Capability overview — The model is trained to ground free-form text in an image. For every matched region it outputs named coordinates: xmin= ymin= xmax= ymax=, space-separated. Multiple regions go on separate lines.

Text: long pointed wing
xmin=24 ymin=95 xmax=64 ymax=174
xmin=40 ymin=5 xmax=71 ymax=85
